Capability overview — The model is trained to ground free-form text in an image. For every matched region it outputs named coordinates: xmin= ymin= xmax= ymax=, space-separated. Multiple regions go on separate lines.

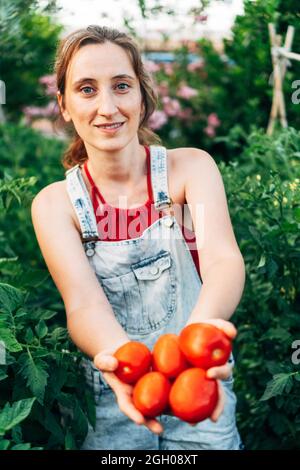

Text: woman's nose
xmin=96 ymin=90 xmax=118 ymax=115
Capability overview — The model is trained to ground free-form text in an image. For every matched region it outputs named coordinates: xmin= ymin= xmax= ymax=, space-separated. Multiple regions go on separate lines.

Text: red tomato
xmin=179 ymin=323 xmax=232 ymax=369
xmin=152 ymin=334 xmax=188 ymax=380
xmin=133 ymin=371 xmax=171 ymax=418
xmin=114 ymin=341 xmax=152 ymax=384
xmin=169 ymin=368 xmax=218 ymax=423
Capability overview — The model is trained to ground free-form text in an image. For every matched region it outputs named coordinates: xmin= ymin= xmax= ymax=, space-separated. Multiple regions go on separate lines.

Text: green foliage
xmin=0 ymin=123 xmax=96 ymax=449
xmin=0 ymin=398 xmax=36 ymax=435
xmin=0 ymin=0 xmax=62 ymax=121
xmin=220 ymin=127 xmax=300 ymax=449
xmin=153 ymin=0 xmax=300 ymax=162
xmin=204 ymin=0 xmax=300 ymax=157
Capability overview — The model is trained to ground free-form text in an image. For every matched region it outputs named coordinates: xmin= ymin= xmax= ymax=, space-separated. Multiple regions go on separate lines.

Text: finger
xmin=144 ymin=418 xmax=164 ymax=435
xmin=201 ymin=319 xmax=237 ymax=339
xmin=206 ymin=362 xmax=233 ymax=380
xmin=102 ymin=371 xmax=133 ymax=394
xmin=210 ymin=381 xmax=225 ymax=422
xmin=117 ymin=393 xmax=147 ymax=426
xmin=94 ymin=354 xmax=118 ymax=372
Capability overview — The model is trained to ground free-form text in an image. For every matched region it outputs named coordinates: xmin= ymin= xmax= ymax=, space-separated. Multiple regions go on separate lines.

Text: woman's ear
xmin=57 ymin=91 xmax=71 ymax=122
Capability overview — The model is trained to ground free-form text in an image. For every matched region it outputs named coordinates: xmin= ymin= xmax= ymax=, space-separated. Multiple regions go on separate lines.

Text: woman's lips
xmin=95 ymin=122 xmax=125 ymax=133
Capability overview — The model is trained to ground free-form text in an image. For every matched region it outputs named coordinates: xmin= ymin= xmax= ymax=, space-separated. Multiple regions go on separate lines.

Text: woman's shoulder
xmin=164 ymin=147 xmax=210 ymax=206
xmin=32 ymin=180 xmax=68 ymax=206
xmin=168 ymin=146 xmax=214 ymax=179
xmin=31 ymin=180 xmax=80 ymax=231
xmin=168 ymin=146 xmax=212 ymax=163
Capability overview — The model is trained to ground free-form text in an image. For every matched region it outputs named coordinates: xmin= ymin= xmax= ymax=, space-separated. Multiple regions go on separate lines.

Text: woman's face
xmin=58 ymin=41 xmax=144 ymax=152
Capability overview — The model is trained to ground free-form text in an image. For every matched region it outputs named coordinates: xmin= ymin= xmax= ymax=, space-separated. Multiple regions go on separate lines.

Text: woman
xmin=31 ymin=25 xmax=245 ymax=450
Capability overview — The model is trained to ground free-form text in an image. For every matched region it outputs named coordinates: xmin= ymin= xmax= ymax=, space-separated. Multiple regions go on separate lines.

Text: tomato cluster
xmin=114 ymin=323 xmax=232 ymax=424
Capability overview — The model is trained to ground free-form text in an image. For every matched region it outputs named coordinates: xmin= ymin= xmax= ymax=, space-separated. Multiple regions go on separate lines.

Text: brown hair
xmin=54 ymin=25 xmax=162 ymax=169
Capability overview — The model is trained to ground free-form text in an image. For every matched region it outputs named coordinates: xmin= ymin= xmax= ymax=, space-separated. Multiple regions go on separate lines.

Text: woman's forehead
xmin=67 ymin=42 xmax=136 ymax=82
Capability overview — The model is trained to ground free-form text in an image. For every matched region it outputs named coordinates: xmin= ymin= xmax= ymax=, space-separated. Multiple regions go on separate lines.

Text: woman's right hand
xmin=93 ymin=349 xmax=164 ymax=435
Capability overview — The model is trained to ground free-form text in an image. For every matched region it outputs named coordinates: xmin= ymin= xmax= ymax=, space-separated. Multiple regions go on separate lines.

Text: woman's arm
xmin=183 ymin=148 xmax=246 ymax=325
xmin=181 ymin=148 xmax=245 ymax=422
xmin=31 ymin=183 xmax=130 ymax=358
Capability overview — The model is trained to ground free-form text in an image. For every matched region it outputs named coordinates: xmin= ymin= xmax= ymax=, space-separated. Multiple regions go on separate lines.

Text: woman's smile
xmin=94 ymin=121 xmax=125 ymax=134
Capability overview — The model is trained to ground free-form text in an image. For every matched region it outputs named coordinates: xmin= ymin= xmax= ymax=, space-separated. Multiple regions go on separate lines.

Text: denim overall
xmin=65 ymin=145 xmax=242 ymax=450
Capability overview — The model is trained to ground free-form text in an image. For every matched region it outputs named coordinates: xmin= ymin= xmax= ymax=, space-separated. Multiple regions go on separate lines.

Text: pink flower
xmin=163 ymin=63 xmax=174 ymax=76
xmin=23 ymin=101 xmax=59 ymax=122
xmin=187 ymin=60 xmax=204 ymax=72
xmin=177 ymin=108 xmax=193 ymax=120
xmin=176 ymin=85 xmax=198 ymax=99
xmin=157 ymin=81 xmax=169 ymax=97
xmin=194 ymin=14 xmax=208 ymax=23
xmin=207 ymin=113 xmax=221 ymax=127
xmin=144 ymin=60 xmax=160 ymax=73
xmin=148 ymin=110 xmax=168 ymax=130
xmin=162 ymin=96 xmax=181 ymax=117
xmin=204 ymin=126 xmax=216 ymax=138
xmin=39 ymin=74 xmax=57 ymax=96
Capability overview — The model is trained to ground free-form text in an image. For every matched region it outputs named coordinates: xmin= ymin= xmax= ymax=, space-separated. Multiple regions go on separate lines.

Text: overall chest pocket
xmin=99 ymin=250 xmax=177 ymax=335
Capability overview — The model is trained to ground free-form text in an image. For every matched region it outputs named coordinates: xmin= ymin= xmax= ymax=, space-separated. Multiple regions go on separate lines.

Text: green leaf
xmin=0 ymin=328 xmax=22 ymax=352
xmin=293 ymin=207 xmax=300 ymax=223
xmin=47 ymin=327 xmax=67 ymax=343
xmin=260 ymin=373 xmax=293 ymax=401
xmin=18 ymin=353 xmax=49 ymax=404
xmin=0 ymin=398 xmax=36 ymax=435
xmin=43 ymin=410 xmax=64 ymax=443
xmin=0 ymin=439 xmax=10 ymax=450
xmin=24 ymin=327 xmax=34 ymax=344
xmin=35 ymin=320 xmax=48 ymax=339
xmin=11 ymin=424 xmax=22 ymax=443
xmin=257 ymin=254 xmax=266 ymax=268
xmin=83 ymin=388 xmax=96 ymax=431
xmin=266 ymin=258 xmax=278 ymax=279
xmin=64 ymin=429 xmax=76 ymax=450
xmin=249 ymin=226 xmax=263 ymax=245
xmin=10 ymin=443 xmax=31 ymax=450
xmin=0 ymin=283 xmax=24 ymax=315
xmin=30 ymin=308 xmax=57 ymax=321
xmin=0 ymin=257 xmax=18 ymax=266
xmin=13 ymin=269 xmax=49 ymax=289
xmin=261 ymin=327 xmax=292 ymax=344
xmin=0 ymin=370 xmax=8 ymax=381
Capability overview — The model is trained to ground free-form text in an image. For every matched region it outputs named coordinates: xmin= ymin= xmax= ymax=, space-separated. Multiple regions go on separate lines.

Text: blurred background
xmin=0 ymin=0 xmax=299 ymax=451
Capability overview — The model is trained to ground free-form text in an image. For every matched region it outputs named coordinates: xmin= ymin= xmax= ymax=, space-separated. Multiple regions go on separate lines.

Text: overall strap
xmin=149 ymin=145 xmax=173 ymax=211
xmin=65 ymin=165 xmax=99 ymax=242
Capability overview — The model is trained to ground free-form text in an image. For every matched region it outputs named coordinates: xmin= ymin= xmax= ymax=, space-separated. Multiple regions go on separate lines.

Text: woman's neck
xmin=84 ymin=140 xmax=147 ymax=188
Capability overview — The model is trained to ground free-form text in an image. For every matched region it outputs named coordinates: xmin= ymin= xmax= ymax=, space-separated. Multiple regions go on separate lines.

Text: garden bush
xmin=221 ymin=127 xmax=300 ymax=449
xmin=0 ymin=123 xmax=95 ymax=450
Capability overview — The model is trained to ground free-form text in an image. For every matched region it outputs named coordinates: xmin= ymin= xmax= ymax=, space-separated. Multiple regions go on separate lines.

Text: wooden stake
xmin=267 ymin=23 xmax=299 ymax=135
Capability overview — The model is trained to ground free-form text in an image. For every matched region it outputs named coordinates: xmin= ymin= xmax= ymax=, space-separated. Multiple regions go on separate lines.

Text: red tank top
xmin=83 ymin=145 xmax=201 ymax=280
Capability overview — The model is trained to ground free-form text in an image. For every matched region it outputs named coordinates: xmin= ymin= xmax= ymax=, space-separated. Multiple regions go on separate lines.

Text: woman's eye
xmin=80 ymin=86 xmax=95 ymax=95
xmin=116 ymin=83 xmax=130 ymax=91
